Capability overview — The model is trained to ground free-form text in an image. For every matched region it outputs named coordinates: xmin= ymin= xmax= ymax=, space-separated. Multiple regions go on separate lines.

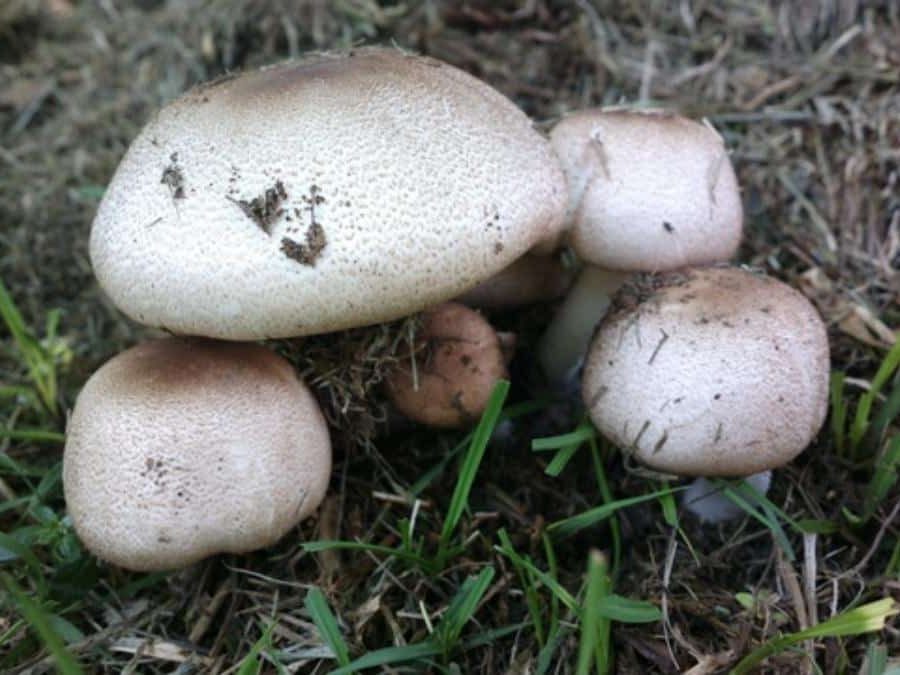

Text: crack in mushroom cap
xmin=90 ymin=47 xmax=566 ymax=340
xmin=62 ymin=338 xmax=331 ymax=571
xmin=551 ymin=108 xmax=743 ymax=271
xmin=582 ymin=267 xmax=830 ymax=477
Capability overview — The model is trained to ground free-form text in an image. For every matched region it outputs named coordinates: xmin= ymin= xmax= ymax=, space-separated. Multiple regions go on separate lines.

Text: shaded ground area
xmin=1 ymin=1 xmax=898 ymax=673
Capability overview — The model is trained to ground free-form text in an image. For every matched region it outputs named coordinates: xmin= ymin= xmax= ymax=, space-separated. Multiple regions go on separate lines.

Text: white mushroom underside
xmin=90 ymin=50 xmax=565 ymax=339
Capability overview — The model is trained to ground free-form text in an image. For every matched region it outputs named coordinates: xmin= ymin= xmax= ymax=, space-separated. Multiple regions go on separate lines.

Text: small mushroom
xmin=581 ymin=267 xmax=829 ymax=519
xmin=385 ymin=302 xmax=509 ymax=428
xmin=63 ymin=338 xmax=331 ymax=571
xmin=457 ymin=253 xmax=574 ymax=310
xmin=538 ymin=108 xmax=743 ymax=385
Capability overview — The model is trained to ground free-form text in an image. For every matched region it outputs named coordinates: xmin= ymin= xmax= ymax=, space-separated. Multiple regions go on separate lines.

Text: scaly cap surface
xmin=90 ymin=48 xmax=566 ymax=339
xmin=551 ymin=108 xmax=742 ymax=271
xmin=582 ymin=267 xmax=829 ymax=476
xmin=63 ymin=338 xmax=331 ymax=570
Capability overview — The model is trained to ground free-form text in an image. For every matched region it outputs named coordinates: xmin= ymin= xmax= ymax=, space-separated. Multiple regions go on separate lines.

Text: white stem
xmin=681 ymin=471 xmax=773 ymax=524
xmin=537 ymin=265 xmax=629 ymax=386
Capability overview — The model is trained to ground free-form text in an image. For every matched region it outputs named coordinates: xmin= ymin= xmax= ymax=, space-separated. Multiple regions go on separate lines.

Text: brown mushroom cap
xmin=457 ymin=254 xmax=574 ymax=309
xmin=582 ymin=267 xmax=829 ymax=477
xmin=385 ymin=302 xmax=508 ymax=428
xmin=63 ymin=338 xmax=331 ymax=571
xmin=90 ymin=47 xmax=566 ymax=340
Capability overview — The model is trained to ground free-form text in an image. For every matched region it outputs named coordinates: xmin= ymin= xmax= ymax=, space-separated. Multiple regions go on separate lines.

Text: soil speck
xmin=160 ymin=154 xmax=185 ymax=200
xmin=281 ymin=185 xmax=328 ymax=265
xmin=281 ymin=222 xmax=327 ymax=266
xmin=230 ymin=180 xmax=287 ymax=234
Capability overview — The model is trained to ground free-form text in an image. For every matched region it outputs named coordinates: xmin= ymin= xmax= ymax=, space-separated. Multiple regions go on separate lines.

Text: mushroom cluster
xmin=66 ymin=47 xmax=566 ymax=571
xmin=67 ymin=47 xmax=831 ymax=572
xmin=540 ymin=108 xmax=829 ymax=518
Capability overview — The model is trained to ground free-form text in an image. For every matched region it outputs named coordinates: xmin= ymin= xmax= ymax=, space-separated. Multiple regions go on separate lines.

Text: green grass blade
xmin=494 ymin=531 xmax=578 ymax=612
xmin=720 ymin=481 xmax=796 ymax=561
xmin=330 ymin=641 xmax=441 ymax=674
xmin=236 ymin=621 xmax=275 ymax=675
xmin=301 ymin=540 xmax=426 ymax=566
xmin=532 ymin=423 xmax=596 ymax=451
xmin=863 ymin=642 xmax=888 ymax=675
xmin=0 ymin=532 xmax=47 ymax=595
xmin=657 ymin=481 xmax=679 ymax=528
xmin=849 ymin=339 xmax=900 ymax=455
xmin=0 ymin=428 xmax=65 ymax=443
xmin=731 ymin=598 xmax=898 ymax=674
xmin=863 ymin=385 xmax=900 ymax=455
xmin=404 ymin=395 xmax=548 ymax=494
xmin=544 ymin=443 xmax=581 ymax=476
xmin=864 ymin=435 xmax=900 ymax=520
xmin=409 ymin=432 xmax=472 ymax=496
xmin=438 ymin=380 xmax=509 ymax=555
xmin=304 ymin=587 xmax=351 ymax=667
xmin=596 ymin=595 xmax=661 ymax=623
xmin=0 ymin=452 xmax=45 ymax=477
xmin=549 ymin=488 xmax=681 ymax=539
xmin=436 ymin=566 xmax=495 ymax=652
xmin=543 ymin=533 xmax=561 ymax=643
xmin=536 ymin=623 xmax=570 ymax=675
xmin=577 ymin=550 xmax=611 ymax=675
xmin=0 ymin=277 xmax=59 ymax=417
xmin=1 ymin=573 xmax=83 ymax=675
xmin=460 ymin=622 xmax=526 ymax=648
xmin=497 ymin=530 xmax=544 ymax=645
xmin=590 ymin=438 xmax=622 ymax=577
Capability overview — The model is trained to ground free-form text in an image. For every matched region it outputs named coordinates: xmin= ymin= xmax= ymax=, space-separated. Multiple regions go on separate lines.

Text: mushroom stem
xmin=681 ymin=471 xmax=773 ymax=524
xmin=537 ymin=265 xmax=630 ymax=387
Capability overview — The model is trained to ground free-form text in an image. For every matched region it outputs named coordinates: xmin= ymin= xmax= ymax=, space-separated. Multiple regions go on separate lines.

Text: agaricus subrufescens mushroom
xmin=457 ymin=253 xmax=573 ymax=310
xmin=538 ymin=108 xmax=743 ymax=385
xmin=385 ymin=302 xmax=508 ymax=428
xmin=90 ymin=47 xmax=566 ymax=340
xmin=63 ymin=338 xmax=331 ymax=571
xmin=581 ymin=267 xmax=829 ymax=519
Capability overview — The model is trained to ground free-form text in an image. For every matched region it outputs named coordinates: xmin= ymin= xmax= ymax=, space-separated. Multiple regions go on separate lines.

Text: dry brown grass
xmin=1 ymin=1 xmax=897 ymax=673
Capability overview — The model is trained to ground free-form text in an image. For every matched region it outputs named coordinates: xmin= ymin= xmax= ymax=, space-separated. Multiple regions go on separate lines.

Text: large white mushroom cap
xmin=582 ymin=267 xmax=829 ymax=477
xmin=551 ymin=108 xmax=743 ymax=271
xmin=90 ymin=47 xmax=566 ymax=340
xmin=63 ymin=338 xmax=331 ymax=571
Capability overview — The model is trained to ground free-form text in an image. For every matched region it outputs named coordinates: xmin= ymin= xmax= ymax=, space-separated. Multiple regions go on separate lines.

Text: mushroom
xmin=457 ymin=253 xmax=574 ymax=310
xmin=63 ymin=338 xmax=331 ymax=571
xmin=90 ymin=47 xmax=566 ymax=340
xmin=538 ymin=108 xmax=743 ymax=385
xmin=581 ymin=267 xmax=829 ymax=519
xmin=385 ymin=302 xmax=508 ymax=428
